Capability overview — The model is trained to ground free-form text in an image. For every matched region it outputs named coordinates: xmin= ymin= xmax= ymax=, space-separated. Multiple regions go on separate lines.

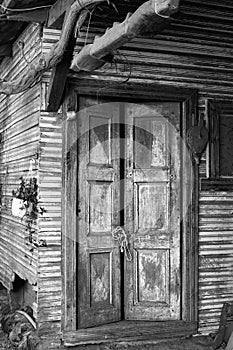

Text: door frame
xmin=61 ymin=82 xmax=199 ymax=336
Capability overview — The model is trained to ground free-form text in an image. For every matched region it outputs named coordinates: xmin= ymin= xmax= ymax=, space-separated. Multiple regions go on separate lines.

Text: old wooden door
xmin=124 ymin=103 xmax=181 ymax=321
xmin=77 ymin=99 xmax=181 ymax=328
xmin=77 ymin=100 xmax=122 ymax=328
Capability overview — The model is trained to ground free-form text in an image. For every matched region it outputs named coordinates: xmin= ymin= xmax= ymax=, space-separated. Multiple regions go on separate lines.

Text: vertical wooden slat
xmin=181 ymin=92 xmax=199 ymax=323
xmin=206 ymin=100 xmax=220 ymax=178
xmin=60 ymin=91 xmax=77 ymax=332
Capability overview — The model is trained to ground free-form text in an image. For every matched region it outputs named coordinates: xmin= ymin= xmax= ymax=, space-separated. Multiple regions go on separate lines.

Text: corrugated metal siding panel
xmin=0 ymin=24 xmax=42 ymax=298
xmin=199 ymin=192 xmax=233 ymax=334
xmin=41 ymin=0 xmax=233 ymax=336
xmin=0 ymin=23 xmax=42 ymax=82
xmin=37 ymin=110 xmax=62 ymax=336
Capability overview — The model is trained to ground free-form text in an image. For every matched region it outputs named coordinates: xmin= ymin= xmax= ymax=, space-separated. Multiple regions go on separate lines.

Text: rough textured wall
xmin=0 ymin=23 xmax=42 ymax=319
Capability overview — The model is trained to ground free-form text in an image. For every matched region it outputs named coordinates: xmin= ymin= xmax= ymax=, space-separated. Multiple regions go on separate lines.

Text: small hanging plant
xmin=12 ymin=177 xmax=38 ymax=214
xmin=12 ymin=177 xmax=38 ymax=241
xmin=12 ymin=176 xmax=46 ymax=247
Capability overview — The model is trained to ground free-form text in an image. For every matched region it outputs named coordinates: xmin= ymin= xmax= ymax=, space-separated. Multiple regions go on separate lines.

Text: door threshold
xmin=63 ymin=320 xmax=197 ymax=347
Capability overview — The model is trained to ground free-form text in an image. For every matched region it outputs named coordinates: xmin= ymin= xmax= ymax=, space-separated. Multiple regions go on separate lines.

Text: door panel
xmin=124 ymin=103 xmax=181 ymax=321
xmin=138 ymin=249 xmax=170 ymax=303
xmin=135 ymin=182 xmax=168 ymax=231
xmin=77 ymin=99 xmax=121 ymax=328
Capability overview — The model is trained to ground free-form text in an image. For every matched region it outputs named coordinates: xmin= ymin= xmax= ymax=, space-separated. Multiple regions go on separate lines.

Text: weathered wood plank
xmin=5 ymin=8 xmax=49 ymax=23
xmin=63 ymin=320 xmax=197 ymax=346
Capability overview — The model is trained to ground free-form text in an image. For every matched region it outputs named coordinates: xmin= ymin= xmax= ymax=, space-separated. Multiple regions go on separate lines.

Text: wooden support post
xmin=46 ymin=10 xmax=88 ymax=112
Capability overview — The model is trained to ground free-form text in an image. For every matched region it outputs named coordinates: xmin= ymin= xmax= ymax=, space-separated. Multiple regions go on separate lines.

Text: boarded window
xmin=219 ymin=110 xmax=233 ymax=176
xmin=203 ymin=100 xmax=233 ymax=190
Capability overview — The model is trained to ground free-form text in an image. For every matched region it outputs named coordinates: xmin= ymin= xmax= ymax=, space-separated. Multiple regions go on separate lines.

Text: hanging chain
xmin=112 ymin=226 xmax=132 ymax=262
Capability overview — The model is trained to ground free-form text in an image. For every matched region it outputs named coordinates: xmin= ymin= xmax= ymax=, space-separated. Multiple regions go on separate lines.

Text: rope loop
xmin=112 ymin=226 xmax=132 ymax=261
xmin=154 ymin=3 xmax=170 ymax=19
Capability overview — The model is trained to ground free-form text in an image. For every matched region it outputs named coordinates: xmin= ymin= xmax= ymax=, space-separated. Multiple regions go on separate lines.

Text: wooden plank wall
xmin=0 ymin=23 xmax=42 ymax=313
xmin=40 ymin=0 xmax=233 ymax=339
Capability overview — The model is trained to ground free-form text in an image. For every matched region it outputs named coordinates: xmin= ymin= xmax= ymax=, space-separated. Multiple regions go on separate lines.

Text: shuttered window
xmin=203 ymin=100 xmax=233 ymax=190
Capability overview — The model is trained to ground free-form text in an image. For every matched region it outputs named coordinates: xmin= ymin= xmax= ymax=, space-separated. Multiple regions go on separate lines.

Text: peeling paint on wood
xmin=139 ymin=250 xmax=169 ymax=303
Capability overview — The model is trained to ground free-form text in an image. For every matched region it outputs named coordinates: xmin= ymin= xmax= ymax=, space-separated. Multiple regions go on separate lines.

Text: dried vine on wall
xmin=12 ymin=177 xmax=46 ymax=248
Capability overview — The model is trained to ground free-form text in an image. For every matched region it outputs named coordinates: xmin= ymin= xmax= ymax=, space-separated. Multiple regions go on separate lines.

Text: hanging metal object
xmin=186 ymin=113 xmax=209 ymax=165
xmin=112 ymin=226 xmax=132 ymax=262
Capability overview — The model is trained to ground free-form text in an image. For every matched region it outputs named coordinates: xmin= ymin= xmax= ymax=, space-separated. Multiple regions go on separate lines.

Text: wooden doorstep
xmin=63 ymin=320 xmax=197 ymax=347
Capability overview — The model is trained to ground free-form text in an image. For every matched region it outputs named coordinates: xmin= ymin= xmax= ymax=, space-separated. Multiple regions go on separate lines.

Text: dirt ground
xmin=0 ymin=326 xmax=13 ymax=350
xmin=0 ymin=332 xmax=225 ymax=350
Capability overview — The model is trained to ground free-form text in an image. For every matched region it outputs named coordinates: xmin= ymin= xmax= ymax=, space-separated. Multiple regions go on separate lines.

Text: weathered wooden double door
xmin=77 ymin=98 xmax=181 ymax=329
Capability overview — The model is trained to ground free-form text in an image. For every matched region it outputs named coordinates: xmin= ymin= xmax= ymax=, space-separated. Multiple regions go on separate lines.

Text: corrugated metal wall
xmin=0 ymin=23 xmax=63 ymax=344
xmin=199 ymin=192 xmax=233 ymax=333
xmin=0 ymin=24 xmax=41 ymax=302
xmin=36 ymin=109 xmax=62 ymax=340
xmin=30 ymin=31 xmax=63 ymax=345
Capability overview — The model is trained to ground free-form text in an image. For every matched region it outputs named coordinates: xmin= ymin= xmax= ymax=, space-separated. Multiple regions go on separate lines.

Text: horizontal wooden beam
xmin=5 ymin=8 xmax=49 ymax=23
xmin=0 ymin=43 xmax=12 ymax=57
xmin=71 ymin=0 xmax=180 ymax=72
xmin=47 ymin=0 xmax=75 ymax=28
